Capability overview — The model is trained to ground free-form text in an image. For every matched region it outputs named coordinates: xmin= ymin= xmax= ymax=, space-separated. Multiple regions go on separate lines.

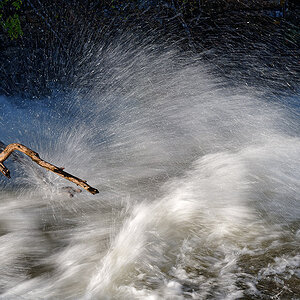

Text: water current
xmin=0 ymin=34 xmax=299 ymax=299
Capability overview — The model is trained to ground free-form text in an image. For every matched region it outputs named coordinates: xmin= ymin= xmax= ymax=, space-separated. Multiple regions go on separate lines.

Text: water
xmin=0 ymin=34 xmax=300 ymax=299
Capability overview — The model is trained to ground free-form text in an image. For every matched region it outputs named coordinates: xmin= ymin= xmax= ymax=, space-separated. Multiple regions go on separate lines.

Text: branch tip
xmin=0 ymin=143 xmax=98 ymax=195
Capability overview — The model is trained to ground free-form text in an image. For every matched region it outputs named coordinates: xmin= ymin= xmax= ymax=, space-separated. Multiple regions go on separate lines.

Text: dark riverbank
xmin=1 ymin=0 xmax=299 ymax=98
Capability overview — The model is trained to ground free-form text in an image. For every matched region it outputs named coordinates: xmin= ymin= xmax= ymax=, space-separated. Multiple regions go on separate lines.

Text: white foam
xmin=0 ymin=33 xmax=299 ymax=299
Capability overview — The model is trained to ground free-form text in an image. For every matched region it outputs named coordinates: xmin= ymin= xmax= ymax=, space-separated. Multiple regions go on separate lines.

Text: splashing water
xmin=0 ymin=34 xmax=300 ymax=299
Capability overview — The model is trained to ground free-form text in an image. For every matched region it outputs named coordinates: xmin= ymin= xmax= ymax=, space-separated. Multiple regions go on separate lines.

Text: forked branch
xmin=0 ymin=143 xmax=99 ymax=195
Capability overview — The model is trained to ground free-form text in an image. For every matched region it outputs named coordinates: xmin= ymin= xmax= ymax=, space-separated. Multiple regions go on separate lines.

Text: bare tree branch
xmin=0 ymin=143 xmax=99 ymax=195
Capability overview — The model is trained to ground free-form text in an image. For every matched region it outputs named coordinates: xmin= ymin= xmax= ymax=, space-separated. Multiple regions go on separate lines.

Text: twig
xmin=0 ymin=143 xmax=99 ymax=195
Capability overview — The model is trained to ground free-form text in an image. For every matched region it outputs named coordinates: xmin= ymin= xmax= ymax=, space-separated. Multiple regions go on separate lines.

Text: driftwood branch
xmin=0 ymin=143 xmax=99 ymax=195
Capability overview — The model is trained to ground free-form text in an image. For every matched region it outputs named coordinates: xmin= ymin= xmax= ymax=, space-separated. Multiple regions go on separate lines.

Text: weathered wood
xmin=0 ymin=143 xmax=99 ymax=195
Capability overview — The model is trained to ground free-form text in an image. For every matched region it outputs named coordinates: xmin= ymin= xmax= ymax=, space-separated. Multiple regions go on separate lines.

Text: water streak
xmin=0 ymin=34 xmax=299 ymax=299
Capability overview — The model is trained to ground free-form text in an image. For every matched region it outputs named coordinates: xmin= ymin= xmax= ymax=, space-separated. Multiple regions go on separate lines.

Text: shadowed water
xmin=0 ymin=34 xmax=299 ymax=299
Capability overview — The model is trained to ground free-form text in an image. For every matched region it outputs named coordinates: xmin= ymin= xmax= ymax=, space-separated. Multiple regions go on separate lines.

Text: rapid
xmin=0 ymin=34 xmax=299 ymax=299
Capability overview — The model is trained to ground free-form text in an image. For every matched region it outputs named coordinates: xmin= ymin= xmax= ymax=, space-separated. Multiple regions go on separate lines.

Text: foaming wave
xmin=0 ymin=34 xmax=299 ymax=299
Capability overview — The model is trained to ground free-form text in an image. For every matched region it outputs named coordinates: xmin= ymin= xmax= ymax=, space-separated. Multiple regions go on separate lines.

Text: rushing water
xmin=0 ymin=34 xmax=300 ymax=299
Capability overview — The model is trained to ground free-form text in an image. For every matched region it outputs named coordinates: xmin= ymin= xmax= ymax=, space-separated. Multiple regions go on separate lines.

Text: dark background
xmin=0 ymin=0 xmax=299 ymax=98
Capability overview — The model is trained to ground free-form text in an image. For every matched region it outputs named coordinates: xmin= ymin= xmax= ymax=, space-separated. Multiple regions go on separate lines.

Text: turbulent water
xmin=0 ymin=34 xmax=300 ymax=299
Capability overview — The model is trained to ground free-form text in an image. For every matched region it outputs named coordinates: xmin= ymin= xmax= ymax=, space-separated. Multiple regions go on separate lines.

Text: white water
xmin=0 ymin=36 xmax=300 ymax=299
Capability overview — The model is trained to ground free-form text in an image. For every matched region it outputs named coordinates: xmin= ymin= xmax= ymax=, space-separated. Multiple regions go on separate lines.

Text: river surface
xmin=0 ymin=35 xmax=300 ymax=299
